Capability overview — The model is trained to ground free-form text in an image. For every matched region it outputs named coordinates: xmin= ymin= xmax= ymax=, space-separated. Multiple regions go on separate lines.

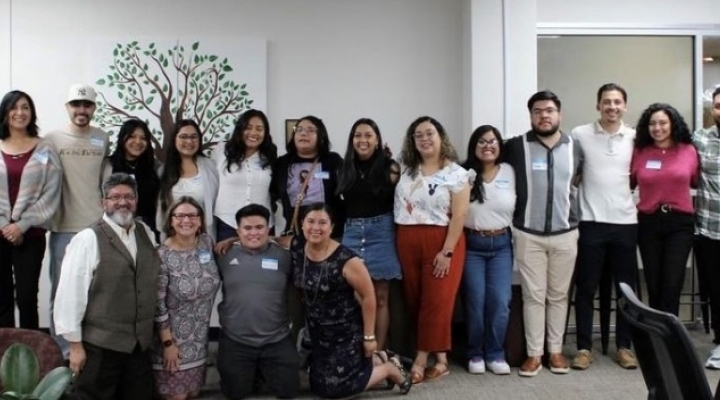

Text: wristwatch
xmin=162 ymin=339 xmax=174 ymax=348
xmin=442 ymin=250 xmax=453 ymax=258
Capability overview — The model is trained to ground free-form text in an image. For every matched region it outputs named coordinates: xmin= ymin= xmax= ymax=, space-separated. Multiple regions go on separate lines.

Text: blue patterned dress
xmin=152 ymin=233 xmax=221 ymax=395
xmin=293 ymin=244 xmax=373 ymax=399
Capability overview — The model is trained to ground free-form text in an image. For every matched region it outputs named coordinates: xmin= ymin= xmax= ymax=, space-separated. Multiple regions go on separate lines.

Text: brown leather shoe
xmin=518 ymin=356 xmax=542 ymax=377
xmin=549 ymin=353 xmax=569 ymax=374
xmin=617 ymin=348 xmax=638 ymax=369
xmin=571 ymin=349 xmax=593 ymax=370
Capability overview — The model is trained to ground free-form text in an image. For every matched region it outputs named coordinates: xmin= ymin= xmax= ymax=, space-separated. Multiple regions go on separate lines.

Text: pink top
xmin=630 ymin=143 xmax=699 ymax=214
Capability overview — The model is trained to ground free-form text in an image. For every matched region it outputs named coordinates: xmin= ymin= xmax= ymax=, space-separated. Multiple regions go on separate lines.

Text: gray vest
xmin=82 ymin=219 xmax=159 ymax=353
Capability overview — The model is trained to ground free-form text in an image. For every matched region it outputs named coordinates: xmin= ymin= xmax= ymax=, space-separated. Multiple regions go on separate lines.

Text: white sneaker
xmin=468 ymin=357 xmax=486 ymax=374
xmin=487 ymin=359 xmax=511 ymax=375
xmin=706 ymin=345 xmax=720 ymax=369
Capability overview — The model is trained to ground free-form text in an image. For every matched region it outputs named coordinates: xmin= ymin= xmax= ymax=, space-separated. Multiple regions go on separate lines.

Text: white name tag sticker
xmin=314 ymin=171 xmax=330 ymax=179
xmin=646 ymin=160 xmax=662 ymax=170
xmin=197 ymin=250 xmax=212 ymax=264
xmin=90 ymin=137 xmax=105 ymax=148
xmin=532 ymin=161 xmax=548 ymax=171
xmin=495 ymin=179 xmax=511 ymax=189
xmin=33 ymin=149 xmax=49 ymax=164
xmin=261 ymin=258 xmax=279 ymax=270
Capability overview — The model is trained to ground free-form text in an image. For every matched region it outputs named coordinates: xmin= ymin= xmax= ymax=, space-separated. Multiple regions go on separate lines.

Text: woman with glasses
xmin=461 ymin=125 xmax=515 ymax=375
xmin=394 ymin=116 xmax=471 ymax=384
xmin=0 ymin=90 xmax=62 ymax=329
xmin=271 ymin=115 xmax=344 ymax=247
xmin=213 ymin=110 xmax=277 ymax=241
xmin=336 ymin=118 xmax=402 ymax=353
xmin=631 ymin=103 xmax=698 ymax=316
xmin=106 ymin=119 xmax=161 ymax=237
xmin=158 ymin=120 xmax=219 ymax=241
xmin=152 ymin=196 xmax=221 ymax=400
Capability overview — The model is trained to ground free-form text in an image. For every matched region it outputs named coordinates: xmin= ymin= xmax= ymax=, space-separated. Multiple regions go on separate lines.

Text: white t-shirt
xmin=464 ymin=163 xmax=516 ymax=230
xmin=394 ymin=162 xmax=472 ymax=226
xmin=213 ymin=143 xmax=273 ymax=228
xmin=571 ymin=121 xmax=637 ymax=224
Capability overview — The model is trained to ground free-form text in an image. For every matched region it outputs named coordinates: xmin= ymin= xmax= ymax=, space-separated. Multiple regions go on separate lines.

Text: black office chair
xmin=618 ymin=282 xmax=713 ymax=400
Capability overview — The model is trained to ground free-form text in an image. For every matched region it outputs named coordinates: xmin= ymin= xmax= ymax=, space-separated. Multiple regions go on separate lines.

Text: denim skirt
xmin=342 ymin=213 xmax=403 ymax=280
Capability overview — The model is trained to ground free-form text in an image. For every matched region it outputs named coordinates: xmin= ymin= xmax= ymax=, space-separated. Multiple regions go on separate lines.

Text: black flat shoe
xmin=387 ymin=352 xmax=412 ymax=395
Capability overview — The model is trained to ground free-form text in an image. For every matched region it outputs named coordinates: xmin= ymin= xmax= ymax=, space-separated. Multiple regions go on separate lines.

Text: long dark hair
xmin=285 ymin=115 xmax=331 ymax=158
xmin=110 ymin=119 xmax=157 ymax=173
xmin=159 ymin=119 xmax=205 ymax=213
xmin=0 ymin=90 xmax=39 ymax=139
xmin=634 ymin=103 xmax=692 ymax=149
xmin=224 ymin=109 xmax=277 ymax=172
xmin=462 ymin=125 xmax=504 ymax=203
xmin=336 ymin=118 xmax=393 ymax=195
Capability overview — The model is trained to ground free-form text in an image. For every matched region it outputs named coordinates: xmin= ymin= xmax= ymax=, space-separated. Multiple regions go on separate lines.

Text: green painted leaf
xmin=209 ymin=55 xmax=218 ymax=62
xmin=240 ymin=83 xmax=247 ymax=89
xmin=0 ymin=344 xmax=40 ymax=393
xmin=118 ymin=84 xmax=125 ymax=90
xmin=96 ymin=79 xmax=106 ymax=85
xmin=149 ymin=42 xmax=155 ymax=49
xmin=218 ymin=74 xmax=225 ymax=81
xmin=118 ymin=92 xmax=124 ymax=99
xmin=240 ymin=91 xmax=248 ymax=96
xmin=222 ymin=65 xmax=233 ymax=72
xmin=147 ymin=97 xmax=154 ymax=105
xmin=131 ymin=41 xmax=138 ymax=46
xmin=162 ymin=84 xmax=169 ymax=92
xmin=113 ymin=48 xmax=118 ymax=57
xmin=192 ymin=41 xmax=199 ymax=51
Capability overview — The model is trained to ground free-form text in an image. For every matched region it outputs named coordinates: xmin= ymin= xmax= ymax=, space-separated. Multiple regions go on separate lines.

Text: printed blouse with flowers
xmin=394 ymin=162 xmax=474 ymax=226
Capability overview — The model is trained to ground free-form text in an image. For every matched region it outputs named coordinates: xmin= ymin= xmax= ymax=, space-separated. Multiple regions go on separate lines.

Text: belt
xmin=464 ymin=227 xmax=508 ymax=237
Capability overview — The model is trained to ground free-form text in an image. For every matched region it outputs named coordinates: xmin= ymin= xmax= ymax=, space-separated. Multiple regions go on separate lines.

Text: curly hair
xmin=634 ymin=103 xmax=692 ymax=149
xmin=399 ymin=116 xmax=458 ymax=178
xmin=462 ymin=125 xmax=503 ymax=203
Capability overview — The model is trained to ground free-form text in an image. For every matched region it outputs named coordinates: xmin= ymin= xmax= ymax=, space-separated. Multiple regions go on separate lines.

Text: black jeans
xmin=0 ymin=235 xmax=47 ymax=329
xmin=575 ymin=222 xmax=638 ymax=350
xmin=694 ymin=235 xmax=720 ymax=342
xmin=217 ymin=332 xmax=300 ymax=399
xmin=71 ymin=342 xmax=153 ymax=400
xmin=637 ymin=211 xmax=694 ymax=316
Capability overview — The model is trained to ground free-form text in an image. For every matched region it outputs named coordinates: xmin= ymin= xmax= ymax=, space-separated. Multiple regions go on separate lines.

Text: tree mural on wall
xmin=93 ymin=40 xmax=253 ymax=161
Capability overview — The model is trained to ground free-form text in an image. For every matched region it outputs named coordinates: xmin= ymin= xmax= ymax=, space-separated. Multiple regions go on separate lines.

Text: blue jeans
xmin=462 ymin=229 xmax=513 ymax=361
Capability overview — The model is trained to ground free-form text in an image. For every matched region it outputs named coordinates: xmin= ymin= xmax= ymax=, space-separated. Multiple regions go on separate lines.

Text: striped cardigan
xmin=0 ymin=139 xmax=63 ymax=232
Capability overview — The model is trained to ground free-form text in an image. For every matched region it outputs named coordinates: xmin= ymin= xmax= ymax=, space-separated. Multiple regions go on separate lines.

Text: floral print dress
xmin=152 ymin=233 xmax=221 ymax=395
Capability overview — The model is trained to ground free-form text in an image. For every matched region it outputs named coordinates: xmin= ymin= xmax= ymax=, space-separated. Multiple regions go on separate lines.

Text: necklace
xmin=301 ymin=243 xmax=330 ymax=306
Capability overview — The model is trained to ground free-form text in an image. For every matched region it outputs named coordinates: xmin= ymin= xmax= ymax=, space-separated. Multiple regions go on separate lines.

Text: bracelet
xmin=363 ymin=335 xmax=376 ymax=342
xmin=162 ymin=339 xmax=174 ymax=348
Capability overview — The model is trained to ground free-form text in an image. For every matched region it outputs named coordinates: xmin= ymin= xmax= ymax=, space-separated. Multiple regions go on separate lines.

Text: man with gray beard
xmin=54 ymin=173 xmax=159 ymax=400
xmin=504 ymin=90 xmax=580 ymax=377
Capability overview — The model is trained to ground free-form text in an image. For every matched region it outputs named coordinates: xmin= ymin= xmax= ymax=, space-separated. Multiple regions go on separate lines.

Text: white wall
xmin=9 ymin=0 xmax=464 ymax=155
xmin=538 ymin=0 xmax=720 ymax=25
xmin=0 ymin=0 xmax=9 ymax=93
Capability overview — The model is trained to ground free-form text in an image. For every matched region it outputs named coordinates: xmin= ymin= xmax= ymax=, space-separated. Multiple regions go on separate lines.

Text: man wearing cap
xmin=45 ymin=84 xmax=110 ymax=357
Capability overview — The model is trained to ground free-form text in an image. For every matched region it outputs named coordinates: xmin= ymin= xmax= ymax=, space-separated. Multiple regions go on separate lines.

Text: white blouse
xmin=464 ymin=163 xmax=516 ymax=230
xmin=171 ymin=174 xmax=204 ymax=206
xmin=394 ymin=162 xmax=473 ymax=226
xmin=213 ymin=143 xmax=273 ymax=228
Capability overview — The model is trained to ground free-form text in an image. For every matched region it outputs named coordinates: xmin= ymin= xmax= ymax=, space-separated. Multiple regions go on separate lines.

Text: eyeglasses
xmin=477 ymin=138 xmax=499 ymax=146
xmin=177 ymin=134 xmax=200 ymax=142
xmin=294 ymin=126 xmax=317 ymax=135
xmin=68 ymin=100 xmax=95 ymax=109
xmin=172 ymin=213 xmax=200 ymax=220
xmin=412 ymin=132 xmax=435 ymax=141
xmin=105 ymin=194 xmax=137 ymax=202
xmin=531 ymin=108 xmax=559 ymax=117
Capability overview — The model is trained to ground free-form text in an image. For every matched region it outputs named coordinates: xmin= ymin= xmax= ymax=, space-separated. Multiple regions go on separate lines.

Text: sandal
xmin=425 ymin=362 xmax=450 ymax=381
xmin=409 ymin=363 xmax=425 ymax=385
xmin=386 ymin=352 xmax=412 ymax=395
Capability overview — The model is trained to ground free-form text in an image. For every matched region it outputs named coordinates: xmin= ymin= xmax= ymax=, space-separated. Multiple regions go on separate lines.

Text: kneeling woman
xmin=293 ymin=203 xmax=411 ymax=398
